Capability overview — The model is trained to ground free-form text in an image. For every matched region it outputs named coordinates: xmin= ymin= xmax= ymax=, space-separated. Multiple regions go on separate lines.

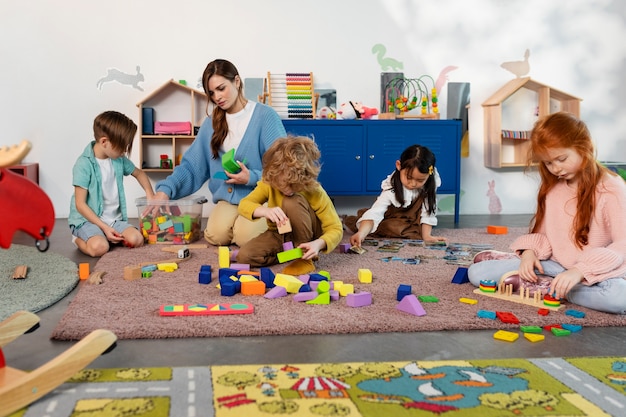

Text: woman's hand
xmin=225 ymin=161 xmax=250 ymax=185
xmin=518 ymin=249 xmax=542 ymax=282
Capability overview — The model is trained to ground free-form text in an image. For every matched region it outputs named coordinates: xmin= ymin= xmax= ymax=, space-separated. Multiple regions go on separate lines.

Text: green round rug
xmin=0 ymin=244 xmax=78 ymax=321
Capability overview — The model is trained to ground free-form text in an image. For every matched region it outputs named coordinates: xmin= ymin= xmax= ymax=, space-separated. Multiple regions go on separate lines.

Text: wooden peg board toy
xmin=473 ymin=280 xmax=564 ymax=311
xmin=159 ymin=303 xmax=254 ymax=316
xmin=260 ymin=72 xmax=317 ymax=119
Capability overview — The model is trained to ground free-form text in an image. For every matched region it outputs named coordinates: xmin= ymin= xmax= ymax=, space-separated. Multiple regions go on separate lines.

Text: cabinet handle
xmin=369 ymin=154 xmax=375 ymax=160
xmin=355 ymin=155 xmax=361 ymax=160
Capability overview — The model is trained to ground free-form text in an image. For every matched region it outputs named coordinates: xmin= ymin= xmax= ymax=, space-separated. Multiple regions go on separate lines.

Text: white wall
xmin=1 ymin=0 xmax=625 ymax=218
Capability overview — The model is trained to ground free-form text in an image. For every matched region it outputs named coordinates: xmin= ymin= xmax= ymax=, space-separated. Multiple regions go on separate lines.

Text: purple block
xmin=264 ymin=286 xmax=288 ymax=299
xmin=298 ymin=274 xmax=311 ymax=284
xmin=229 ymin=249 xmax=239 ymax=261
xmin=293 ymin=291 xmax=318 ymax=302
xmin=330 ymin=290 xmax=340 ymax=301
xmin=283 ymin=241 xmax=294 ymax=251
xmin=230 ymin=263 xmax=250 ymax=271
xmin=396 ymin=294 xmax=426 ymax=316
xmin=346 ymin=292 xmax=372 ymax=307
xmin=339 ymin=243 xmax=351 ymax=253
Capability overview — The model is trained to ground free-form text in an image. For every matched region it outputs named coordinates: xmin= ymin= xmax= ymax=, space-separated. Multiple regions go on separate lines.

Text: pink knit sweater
xmin=511 ymin=173 xmax=626 ymax=285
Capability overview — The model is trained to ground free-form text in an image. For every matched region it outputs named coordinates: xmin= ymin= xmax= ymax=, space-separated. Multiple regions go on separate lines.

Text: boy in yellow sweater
xmin=236 ymin=136 xmax=343 ymax=273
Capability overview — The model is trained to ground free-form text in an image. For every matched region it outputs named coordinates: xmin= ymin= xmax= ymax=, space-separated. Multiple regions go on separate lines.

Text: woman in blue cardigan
xmin=154 ymin=59 xmax=286 ymax=246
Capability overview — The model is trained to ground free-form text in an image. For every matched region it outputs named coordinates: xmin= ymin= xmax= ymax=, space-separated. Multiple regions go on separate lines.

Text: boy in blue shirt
xmin=69 ymin=111 xmax=154 ymax=257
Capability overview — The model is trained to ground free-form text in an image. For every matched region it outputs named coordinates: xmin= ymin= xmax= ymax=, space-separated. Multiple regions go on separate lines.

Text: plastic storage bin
xmin=136 ymin=195 xmax=207 ymax=244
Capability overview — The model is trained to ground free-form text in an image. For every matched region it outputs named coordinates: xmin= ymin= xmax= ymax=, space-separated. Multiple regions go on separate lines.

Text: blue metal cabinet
xmin=283 ymin=119 xmax=461 ymax=222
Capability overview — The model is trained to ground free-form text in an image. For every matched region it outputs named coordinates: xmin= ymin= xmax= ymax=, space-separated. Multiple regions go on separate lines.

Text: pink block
xmin=346 ymin=292 xmax=372 ymax=307
xmin=330 ymin=290 xmax=340 ymax=301
xmin=229 ymin=249 xmax=239 ymax=261
xmin=293 ymin=291 xmax=318 ymax=302
xmin=298 ymin=274 xmax=311 ymax=284
xmin=230 ymin=263 xmax=250 ymax=271
xmin=396 ymin=294 xmax=426 ymax=316
xmin=264 ymin=285 xmax=288 ymax=299
xmin=283 ymin=241 xmax=294 ymax=251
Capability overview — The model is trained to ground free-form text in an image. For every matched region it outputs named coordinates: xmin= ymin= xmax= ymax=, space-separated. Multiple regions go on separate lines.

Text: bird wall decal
xmin=500 ymin=49 xmax=530 ymax=78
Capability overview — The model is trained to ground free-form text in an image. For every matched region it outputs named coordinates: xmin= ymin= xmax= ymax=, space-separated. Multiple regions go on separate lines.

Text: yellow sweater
xmin=238 ymin=181 xmax=343 ymax=253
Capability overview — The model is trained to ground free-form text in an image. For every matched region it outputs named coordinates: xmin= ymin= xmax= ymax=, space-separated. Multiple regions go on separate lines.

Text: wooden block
xmin=124 ymin=265 xmax=142 ymax=281
xmin=159 ymin=303 xmax=253 ymax=316
xmin=12 ymin=265 xmax=28 ymax=279
xmin=277 ymin=218 xmax=292 ymax=234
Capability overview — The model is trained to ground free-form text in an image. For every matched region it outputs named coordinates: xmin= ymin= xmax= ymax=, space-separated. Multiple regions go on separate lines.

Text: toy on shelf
xmin=159 ymin=154 xmax=172 ymax=169
xmin=0 ymin=311 xmax=117 ymax=416
xmin=259 ymin=72 xmax=318 ymax=119
xmin=337 ymin=101 xmax=379 ymax=120
xmin=380 ymin=75 xmax=440 ymax=120
xmin=0 ymin=140 xmax=54 ymax=251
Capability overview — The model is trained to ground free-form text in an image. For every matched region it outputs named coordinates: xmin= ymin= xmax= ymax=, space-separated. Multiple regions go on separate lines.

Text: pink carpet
xmin=51 ymin=227 xmax=626 ymax=340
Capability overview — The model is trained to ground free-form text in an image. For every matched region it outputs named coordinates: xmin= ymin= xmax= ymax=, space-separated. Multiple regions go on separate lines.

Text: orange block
xmin=241 ymin=280 xmax=266 ymax=295
xmin=79 ymin=263 xmax=90 ymax=280
xmin=487 ymin=225 xmax=508 ymax=234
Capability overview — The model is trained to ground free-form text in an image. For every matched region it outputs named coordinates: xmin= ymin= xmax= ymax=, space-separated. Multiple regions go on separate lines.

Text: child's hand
xmin=549 ymin=268 xmax=584 ymax=299
xmin=299 ymin=239 xmax=326 ymax=260
xmin=350 ymin=231 xmax=366 ymax=247
xmin=422 ymin=235 xmax=448 ymax=244
xmin=518 ymin=249 xmax=542 ymax=282
xmin=106 ymin=229 xmax=124 ymax=243
xmin=257 ymin=206 xmax=288 ymax=227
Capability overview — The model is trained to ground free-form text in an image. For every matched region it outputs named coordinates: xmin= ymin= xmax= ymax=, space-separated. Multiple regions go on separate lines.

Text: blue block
xmin=173 ymin=222 xmax=185 ymax=233
xmin=477 ymin=309 xmax=497 ymax=320
xmin=299 ymin=284 xmax=312 ymax=293
xmin=451 ymin=267 xmax=469 ymax=284
xmin=565 ymin=309 xmax=586 ymax=318
xmin=562 ymin=323 xmax=583 ymax=332
xmin=309 ymin=273 xmax=329 ymax=282
xmin=220 ymin=280 xmax=240 ymax=296
xmin=219 ymin=268 xmax=239 ymax=284
xmin=260 ymin=267 xmax=276 ymax=288
xmin=397 ymin=284 xmax=412 ymax=301
xmin=198 ymin=270 xmax=212 ymax=284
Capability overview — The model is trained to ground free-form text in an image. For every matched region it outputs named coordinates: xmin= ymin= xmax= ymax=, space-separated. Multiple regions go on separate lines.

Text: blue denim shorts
xmin=71 ymin=220 xmax=137 ymax=242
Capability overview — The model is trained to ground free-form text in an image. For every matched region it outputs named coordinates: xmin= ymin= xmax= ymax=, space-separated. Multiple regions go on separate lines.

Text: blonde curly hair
xmin=262 ymin=136 xmax=321 ymax=193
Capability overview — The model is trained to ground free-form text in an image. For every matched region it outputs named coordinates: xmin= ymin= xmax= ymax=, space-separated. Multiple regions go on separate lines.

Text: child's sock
xmin=282 ymin=258 xmax=315 ymax=275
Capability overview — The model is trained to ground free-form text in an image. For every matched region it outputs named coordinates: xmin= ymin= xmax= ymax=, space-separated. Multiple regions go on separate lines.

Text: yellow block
xmin=339 ymin=283 xmax=354 ymax=296
xmin=239 ymin=275 xmax=258 ymax=282
xmin=358 ymin=269 xmax=372 ymax=283
xmin=274 ymin=273 xmax=304 ymax=293
xmin=218 ymin=246 xmax=230 ymax=268
xmin=157 ymin=262 xmax=178 ymax=272
xmin=524 ymin=333 xmax=545 ymax=343
xmin=493 ymin=330 xmax=519 ymax=342
xmin=459 ymin=297 xmax=478 ymax=305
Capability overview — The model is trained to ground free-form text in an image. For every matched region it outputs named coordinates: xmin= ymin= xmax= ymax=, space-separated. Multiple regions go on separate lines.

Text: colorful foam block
xmin=565 ymin=309 xmax=586 ymax=318
xmin=218 ymin=246 xmax=230 ymax=268
xmin=346 ymin=292 xmax=372 ymax=308
xmin=264 ymin=286 xmax=287 ymax=299
xmin=397 ymin=284 xmax=412 ymax=301
xmin=277 ymin=247 xmax=303 ymax=263
xmin=339 ymin=283 xmax=354 ymax=296
xmin=293 ymin=291 xmax=318 ymax=302
xmin=306 ymin=292 xmax=331 ymax=305
xmin=451 ymin=267 xmax=469 ymax=284
xmin=358 ymin=269 xmax=372 ymax=283
xmin=396 ymin=294 xmax=426 ymax=316
xmin=79 ymin=263 xmax=90 ymax=280
xmin=493 ymin=330 xmax=519 ymax=342
xmin=524 ymin=333 xmax=545 ymax=342
xmin=487 ymin=225 xmax=508 ymax=234
xmin=260 ymin=268 xmax=276 ymax=288
xmin=241 ymin=280 xmax=266 ymax=295
xmin=274 ymin=273 xmax=304 ymax=293
xmin=459 ymin=297 xmax=478 ymax=305
xmin=496 ymin=311 xmax=520 ymax=324
xmin=160 ymin=303 xmax=253 ymax=316
xmin=477 ymin=309 xmax=497 ymax=320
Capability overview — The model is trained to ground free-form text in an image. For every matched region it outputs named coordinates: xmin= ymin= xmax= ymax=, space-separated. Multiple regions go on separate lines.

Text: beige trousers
xmin=204 ymin=200 xmax=268 ymax=247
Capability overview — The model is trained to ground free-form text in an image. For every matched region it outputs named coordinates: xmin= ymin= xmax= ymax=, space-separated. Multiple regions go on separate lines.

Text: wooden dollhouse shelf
xmin=482 ymin=77 xmax=582 ymax=168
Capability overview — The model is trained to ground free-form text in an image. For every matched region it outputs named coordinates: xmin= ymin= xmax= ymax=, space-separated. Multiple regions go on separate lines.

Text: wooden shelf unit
xmin=136 ymin=80 xmax=207 ymax=172
xmin=482 ymin=77 xmax=582 ymax=168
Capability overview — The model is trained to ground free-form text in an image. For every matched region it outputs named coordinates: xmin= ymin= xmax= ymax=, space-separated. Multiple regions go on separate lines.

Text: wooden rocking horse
xmin=0 ymin=141 xmax=117 ymax=416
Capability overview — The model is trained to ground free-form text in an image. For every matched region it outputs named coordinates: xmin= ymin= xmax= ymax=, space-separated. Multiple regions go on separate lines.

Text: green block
xmin=306 ymin=292 xmax=330 ymax=305
xmin=551 ymin=328 xmax=571 ymax=337
xmin=520 ymin=325 xmax=543 ymax=334
xmin=418 ymin=295 xmax=439 ymax=303
xmin=277 ymin=247 xmax=303 ymax=263
xmin=222 ymin=148 xmax=240 ymax=174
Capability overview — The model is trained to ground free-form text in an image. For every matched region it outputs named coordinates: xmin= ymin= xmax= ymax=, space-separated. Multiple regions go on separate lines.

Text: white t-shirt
xmin=222 ymin=101 xmax=256 ymax=153
xmin=96 ymin=157 xmax=122 ymax=225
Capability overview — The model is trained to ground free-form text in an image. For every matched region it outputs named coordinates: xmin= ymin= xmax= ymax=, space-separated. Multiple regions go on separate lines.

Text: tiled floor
xmin=5 ymin=215 xmax=626 ymax=371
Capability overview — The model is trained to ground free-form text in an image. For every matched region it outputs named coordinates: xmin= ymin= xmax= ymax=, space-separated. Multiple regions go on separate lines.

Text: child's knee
xmin=124 ymin=229 xmax=144 ymax=247
xmin=87 ymin=237 xmax=109 ymax=257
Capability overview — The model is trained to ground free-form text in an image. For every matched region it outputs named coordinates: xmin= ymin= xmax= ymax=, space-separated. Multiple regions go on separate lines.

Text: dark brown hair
xmin=202 ymin=59 xmax=245 ymax=158
xmin=93 ymin=110 xmax=137 ymax=155
xmin=390 ymin=144 xmax=437 ymax=214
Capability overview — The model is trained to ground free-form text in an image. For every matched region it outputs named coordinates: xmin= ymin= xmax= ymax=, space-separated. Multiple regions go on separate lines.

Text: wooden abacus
xmin=259 ymin=72 xmax=317 ymax=119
